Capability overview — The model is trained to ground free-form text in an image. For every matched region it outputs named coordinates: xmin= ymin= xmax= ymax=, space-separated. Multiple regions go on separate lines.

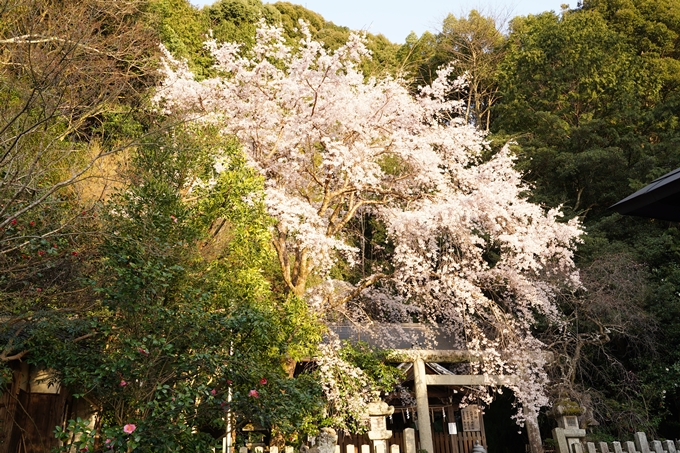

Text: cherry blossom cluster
xmin=315 ymin=340 xmax=377 ymax=430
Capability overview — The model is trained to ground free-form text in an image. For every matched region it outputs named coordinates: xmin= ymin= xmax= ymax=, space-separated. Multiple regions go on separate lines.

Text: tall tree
xmin=494 ymin=9 xmax=659 ymax=218
xmin=439 ymin=10 xmax=506 ymax=130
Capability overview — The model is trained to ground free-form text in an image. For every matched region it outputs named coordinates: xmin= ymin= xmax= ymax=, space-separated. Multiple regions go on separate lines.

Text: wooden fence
xmin=336 ymin=429 xmax=485 ymax=453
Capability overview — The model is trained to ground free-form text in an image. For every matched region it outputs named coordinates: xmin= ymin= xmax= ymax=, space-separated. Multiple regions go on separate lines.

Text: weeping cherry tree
xmin=153 ymin=21 xmax=583 ymax=421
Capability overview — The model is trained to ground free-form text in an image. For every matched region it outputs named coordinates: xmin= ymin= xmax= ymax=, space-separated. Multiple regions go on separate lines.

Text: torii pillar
xmin=413 ymin=358 xmax=434 ymax=453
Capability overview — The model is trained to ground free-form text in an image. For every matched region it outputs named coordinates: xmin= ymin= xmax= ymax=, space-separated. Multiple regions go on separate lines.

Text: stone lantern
xmin=550 ymin=400 xmax=586 ymax=453
xmin=367 ymin=401 xmax=394 ymax=453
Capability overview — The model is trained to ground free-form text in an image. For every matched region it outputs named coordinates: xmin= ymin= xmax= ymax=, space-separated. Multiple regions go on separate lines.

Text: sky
xmin=190 ymin=0 xmax=572 ymax=43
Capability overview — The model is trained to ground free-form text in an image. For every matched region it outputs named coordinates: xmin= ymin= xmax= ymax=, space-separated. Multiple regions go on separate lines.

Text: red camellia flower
xmin=72 ymin=251 xmax=78 ymax=256
xmin=10 ymin=218 xmax=16 ymax=225
xmin=120 ymin=380 xmax=127 ymax=387
xmin=138 ymin=348 xmax=149 ymax=355
xmin=259 ymin=378 xmax=267 ymax=385
xmin=248 ymin=389 xmax=259 ymax=398
xmin=123 ymin=424 xmax=136 ymax=434
xmin=210 ymin=389 xmax=216 ymax=396
xmin=38 ymin=251 xmax=45 ymax=256
xmin=29 ymin=221 xmax=35 ymax=226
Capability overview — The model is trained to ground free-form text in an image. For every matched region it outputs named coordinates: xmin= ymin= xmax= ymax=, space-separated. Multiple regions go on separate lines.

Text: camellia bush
xmin=28 ymin=130 xmax=327 ymax=452
xmin=154 ymin=21 xmax=583 ymax=420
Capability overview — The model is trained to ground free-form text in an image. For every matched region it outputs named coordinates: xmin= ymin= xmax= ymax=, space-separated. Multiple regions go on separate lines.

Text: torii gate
xmin=385 ymin=349 xmax=542 ymax=453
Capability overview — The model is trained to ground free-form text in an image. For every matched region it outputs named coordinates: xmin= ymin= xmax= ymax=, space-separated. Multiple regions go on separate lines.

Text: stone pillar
xmin=524 ymin=406 xmax=544 ymax=453
xmin=634 ymin=432 xmax=651 ymax=453
xmin=413 ymin=358 xmax=433 ymax=453
xmin=367 ymin=401 xmax=394 ymax=453
xmin=403 ymin=428 xmax=416 ymax=453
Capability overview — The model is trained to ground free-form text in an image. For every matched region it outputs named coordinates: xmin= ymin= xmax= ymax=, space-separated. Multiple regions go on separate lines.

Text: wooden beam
xmin=425 ymin=374 xmax=517 ymax=386
xmin=386 ymin=349 xmax=553 ymax=364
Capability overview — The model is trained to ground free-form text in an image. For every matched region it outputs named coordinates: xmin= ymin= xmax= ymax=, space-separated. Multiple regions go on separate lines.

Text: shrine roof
xmin=328 ymin=323 xmax=459 ymax=350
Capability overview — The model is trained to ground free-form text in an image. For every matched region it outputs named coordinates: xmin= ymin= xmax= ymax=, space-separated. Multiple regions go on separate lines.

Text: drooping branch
xmin=330 ymin=272 xmax=387 ymax=310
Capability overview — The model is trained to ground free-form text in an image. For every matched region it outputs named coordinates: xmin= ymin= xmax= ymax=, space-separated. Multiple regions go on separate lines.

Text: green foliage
xmin=208 ymin=0 xmax=281 ymax=48
xmin=494 ymin=6 xmax=679 ymax=220
xmin=147 ymin=0 xmax=215 ymax=77
xmin=583 ymin=0 xmax=680 ymax=58
xmin=337 ymin=341 xmax=403 ymax=394
xmin=273 ymin=2 xmax=327 ymax=41
xmin=395 ymin=11 xmax=506 ymax=129
xmin=147 ymin=0 xmax=401 ymax=78
xmin=495 ymin=11 xmax=641 ymax=215
xmin=491 ymin=0 xmax=680 ymax=437
xmin=14 ymin=127 xmax=326 ymax=451
xmin=396 ymin=31 xmax=442 ymax=89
